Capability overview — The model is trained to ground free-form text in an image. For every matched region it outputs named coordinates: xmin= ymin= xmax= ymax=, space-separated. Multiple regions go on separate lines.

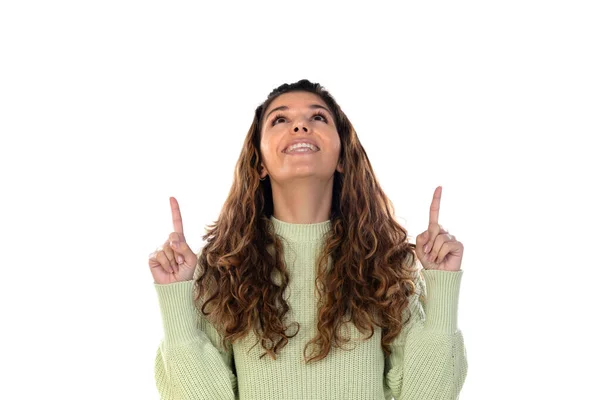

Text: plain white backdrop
xmin=1 ymin=1 xmax=598 ymax=399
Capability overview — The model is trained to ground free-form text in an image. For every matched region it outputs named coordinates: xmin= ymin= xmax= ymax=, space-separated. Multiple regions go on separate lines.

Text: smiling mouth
xmin=284 ymin=148 xmax=319 ymax=155
xmin=283 ymin=143 xmax=320 ymax=154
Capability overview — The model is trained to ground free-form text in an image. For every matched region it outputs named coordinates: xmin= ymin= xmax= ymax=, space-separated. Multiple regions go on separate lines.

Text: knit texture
xmin=154 ymin=215 xmax=468 ymax=400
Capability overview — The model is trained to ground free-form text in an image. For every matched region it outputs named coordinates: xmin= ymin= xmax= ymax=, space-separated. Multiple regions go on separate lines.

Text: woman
xmin=149 ymin=79 xmax=467 ymax=400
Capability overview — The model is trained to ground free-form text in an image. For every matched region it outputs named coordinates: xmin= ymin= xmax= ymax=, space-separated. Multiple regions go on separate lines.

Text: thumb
xmin=170 ymin=234 xmax=196 ymax=265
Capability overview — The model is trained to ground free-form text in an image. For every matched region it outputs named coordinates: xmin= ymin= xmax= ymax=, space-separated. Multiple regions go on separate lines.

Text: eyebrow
xmin=264 ymin=104 xmax=333 ymax=123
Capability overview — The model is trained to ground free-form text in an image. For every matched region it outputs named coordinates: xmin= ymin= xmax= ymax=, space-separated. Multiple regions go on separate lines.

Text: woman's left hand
xmin=416 ymin=186 xmax=464 ymax=271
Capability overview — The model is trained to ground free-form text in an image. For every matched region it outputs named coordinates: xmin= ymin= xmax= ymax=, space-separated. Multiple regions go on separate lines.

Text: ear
xmin=336 ymin=162 xmax=344 ymax=174
xmin=259 ymin=164 xmax=269 ymax=179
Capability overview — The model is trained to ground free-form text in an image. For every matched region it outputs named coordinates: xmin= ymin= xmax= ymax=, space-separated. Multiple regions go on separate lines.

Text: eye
xmin=313 ymin=110 xmax=329 ymax=123
xmin=271 ymin=111 xmax=329 ymax=126
xmin=272 ymin=113 xmax=286 ymax=125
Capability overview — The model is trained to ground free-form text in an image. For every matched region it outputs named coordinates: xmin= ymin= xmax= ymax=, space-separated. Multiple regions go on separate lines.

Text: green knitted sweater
xmin=153 ymin=215 xmax=467 ymax=399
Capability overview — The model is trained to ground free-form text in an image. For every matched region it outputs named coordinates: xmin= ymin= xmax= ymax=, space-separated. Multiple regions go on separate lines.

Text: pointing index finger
xmin=170 ymin=197 xmax=185 ymax=240
xmin=429 ymin=186 xmax=442 ymax=225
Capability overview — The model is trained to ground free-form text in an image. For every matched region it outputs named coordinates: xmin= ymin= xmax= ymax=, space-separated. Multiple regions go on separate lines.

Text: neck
xmin=270 ymin=214 xmax=332 ymax=243
xmin=270 ymin=176 xmax=334 ymax=224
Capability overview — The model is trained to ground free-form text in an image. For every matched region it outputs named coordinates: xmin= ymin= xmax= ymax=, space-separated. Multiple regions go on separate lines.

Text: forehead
xmin=264 ymin=91 xmax=326 ymax=115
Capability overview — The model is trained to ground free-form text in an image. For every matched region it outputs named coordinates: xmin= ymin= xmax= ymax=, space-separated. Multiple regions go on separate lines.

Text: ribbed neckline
xmin=270 ymin=215 xmax=332 ymax=243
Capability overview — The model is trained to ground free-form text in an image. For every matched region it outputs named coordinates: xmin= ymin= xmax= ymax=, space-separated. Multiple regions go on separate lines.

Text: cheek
xmin=259 ymin=132 xmax=268 ymax=152
xmin=259 ymin=135 xmax=278 ymax=162
xmin=260 ymin=139 xmax=273 ymax=155
xmin=329 ymin=133 xmax=342 ymax=154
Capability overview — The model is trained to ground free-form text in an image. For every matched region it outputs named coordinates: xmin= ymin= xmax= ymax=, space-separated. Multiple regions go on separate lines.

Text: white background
xmin=1 ymin=1 xmax=598 ymax=399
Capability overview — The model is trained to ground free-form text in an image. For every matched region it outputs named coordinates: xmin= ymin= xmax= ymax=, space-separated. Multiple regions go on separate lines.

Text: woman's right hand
xmin=149 ymin=197 xmax=198 ymax=284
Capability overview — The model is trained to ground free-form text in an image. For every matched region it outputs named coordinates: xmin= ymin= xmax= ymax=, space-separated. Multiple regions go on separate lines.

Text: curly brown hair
xmin=193 ymin=78 xmax=422 ymax=364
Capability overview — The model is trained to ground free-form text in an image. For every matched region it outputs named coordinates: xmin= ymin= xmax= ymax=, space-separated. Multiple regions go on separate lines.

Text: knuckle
xmin=160 ymin=252 xmax=172 ymax=265
xmin=157 ymin=253 xmax=172 ymax=269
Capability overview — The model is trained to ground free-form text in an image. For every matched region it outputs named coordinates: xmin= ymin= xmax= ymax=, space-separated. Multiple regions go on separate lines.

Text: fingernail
xmin=424 ymin=245 xmax=429 ymax=254
xmin=177 ymin=255 xmax=183 ymax=264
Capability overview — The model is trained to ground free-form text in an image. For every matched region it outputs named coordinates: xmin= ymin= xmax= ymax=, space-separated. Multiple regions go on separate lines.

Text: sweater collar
xmin=269 ymin=215 xmax=332 ymax=243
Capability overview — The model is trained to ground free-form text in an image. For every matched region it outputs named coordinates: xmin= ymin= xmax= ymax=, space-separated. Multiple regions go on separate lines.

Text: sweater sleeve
xmin=153 ymin=277 xmax=238 ymax=400
xmin=383 ymin=268 xmax=468 ymax=400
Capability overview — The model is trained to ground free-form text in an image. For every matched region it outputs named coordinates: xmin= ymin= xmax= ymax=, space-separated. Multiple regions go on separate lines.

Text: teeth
xmin=285 ymin=143 xmax=318 ymax=153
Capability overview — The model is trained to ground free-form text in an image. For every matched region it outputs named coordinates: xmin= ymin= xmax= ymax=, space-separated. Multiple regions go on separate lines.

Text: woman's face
xmin=259 ymin=91 xmax=343 ymax=183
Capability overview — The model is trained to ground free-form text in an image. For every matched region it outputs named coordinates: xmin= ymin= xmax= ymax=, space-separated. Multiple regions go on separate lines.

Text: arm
xmin=384 ymin=268 xmax=468 ymax=400
xmin=154 ymin=279 xmax=238 ymax=400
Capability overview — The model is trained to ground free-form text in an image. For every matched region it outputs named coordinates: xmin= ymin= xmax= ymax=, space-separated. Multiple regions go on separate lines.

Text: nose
xmin=293 ymin=120 xmax=309 ymax=132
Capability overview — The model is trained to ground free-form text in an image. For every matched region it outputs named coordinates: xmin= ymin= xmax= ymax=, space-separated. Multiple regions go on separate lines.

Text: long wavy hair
xmin=193 ymin=78 xmax=422 ymax=364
